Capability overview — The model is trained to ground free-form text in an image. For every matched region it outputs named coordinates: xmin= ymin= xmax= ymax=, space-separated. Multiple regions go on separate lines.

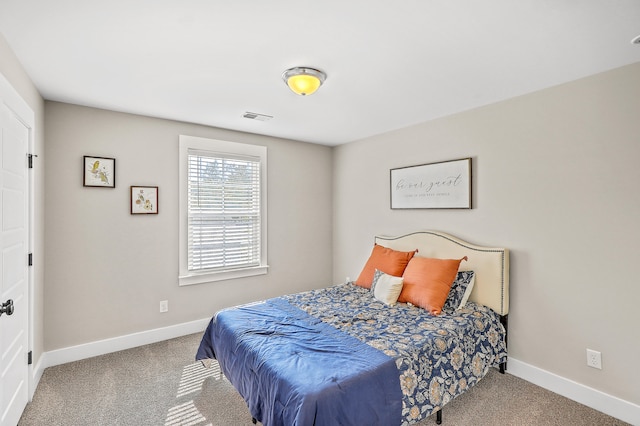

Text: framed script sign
xmin=390 ymin=158 xmax=471 ymax=209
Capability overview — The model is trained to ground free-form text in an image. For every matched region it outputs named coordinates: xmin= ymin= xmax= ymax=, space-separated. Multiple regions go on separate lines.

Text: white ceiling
xmin=1 ymin=1 xmax=639 ymax=146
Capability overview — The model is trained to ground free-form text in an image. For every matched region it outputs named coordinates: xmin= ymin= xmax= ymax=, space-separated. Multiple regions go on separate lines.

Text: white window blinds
xmin=187 ymin=150 xmax=261 ymax=272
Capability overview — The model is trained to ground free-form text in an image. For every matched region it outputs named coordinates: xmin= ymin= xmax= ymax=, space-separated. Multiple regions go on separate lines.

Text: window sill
xmin=178 ymin=265 xmax=269 ymax=286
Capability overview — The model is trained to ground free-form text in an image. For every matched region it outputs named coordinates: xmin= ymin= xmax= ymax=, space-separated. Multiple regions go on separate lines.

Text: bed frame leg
xmin=500 ymin=314 xmax=508 ymax=347
xmin=499 ymin=314 xmax=508 ymax=374
xmin=252 ymin=418 xmax=257 ymax=424
xmin=436 ymin=410 xmax=442 ymax=424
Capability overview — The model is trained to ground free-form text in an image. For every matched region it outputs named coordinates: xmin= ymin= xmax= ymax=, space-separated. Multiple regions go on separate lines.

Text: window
xmin=179 ymin=135 xmax=268 ymax=286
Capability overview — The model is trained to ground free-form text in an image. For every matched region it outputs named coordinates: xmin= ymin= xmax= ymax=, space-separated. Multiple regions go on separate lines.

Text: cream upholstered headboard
xmin=375 ymin=231 xmax=509 ymax=316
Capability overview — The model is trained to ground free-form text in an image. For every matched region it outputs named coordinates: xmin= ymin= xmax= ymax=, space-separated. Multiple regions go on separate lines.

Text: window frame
xmin=178 ymin=135 xmax=268 ymax=286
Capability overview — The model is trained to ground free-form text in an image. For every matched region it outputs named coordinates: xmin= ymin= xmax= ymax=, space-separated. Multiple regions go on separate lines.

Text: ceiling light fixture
xmin=632 ymin=34 xmax=640 ymax=44
xmin=282 ymin=67 xmax=326 ymax=96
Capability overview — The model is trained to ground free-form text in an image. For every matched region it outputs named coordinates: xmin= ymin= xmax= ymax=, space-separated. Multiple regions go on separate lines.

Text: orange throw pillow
xmin=355 ymin=244 xmax=416 ymax=289
xmin=398 ymin=256 xmax=468 ymax=315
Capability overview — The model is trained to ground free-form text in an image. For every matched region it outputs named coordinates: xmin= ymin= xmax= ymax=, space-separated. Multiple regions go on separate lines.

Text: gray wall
xmin=333 ymin=62 xmax=640 ymax=405
xmin=0 ymin=34 xmax=46 ymax=369
xmin=44 ymin=102 xmax=333 ymax=350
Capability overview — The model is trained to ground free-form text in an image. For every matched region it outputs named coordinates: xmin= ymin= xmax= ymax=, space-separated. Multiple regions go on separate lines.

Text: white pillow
xmin=371 ymin=269 xmax=404 ymax=305
xmin=458 ymin=273 xmax=475 ymax=309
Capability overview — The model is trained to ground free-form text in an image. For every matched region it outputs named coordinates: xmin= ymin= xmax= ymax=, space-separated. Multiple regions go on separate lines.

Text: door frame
xmin=0 ymin=71 xmax=36 ymax=402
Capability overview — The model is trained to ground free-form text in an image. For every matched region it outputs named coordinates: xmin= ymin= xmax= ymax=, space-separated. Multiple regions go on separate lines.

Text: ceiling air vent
xmin=243 ymin=112 xmax=273 ymax=122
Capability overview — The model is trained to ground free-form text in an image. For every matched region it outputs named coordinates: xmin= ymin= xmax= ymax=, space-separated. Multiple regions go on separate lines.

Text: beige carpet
xmin=19 ymin=333 xmax=629 ymax=426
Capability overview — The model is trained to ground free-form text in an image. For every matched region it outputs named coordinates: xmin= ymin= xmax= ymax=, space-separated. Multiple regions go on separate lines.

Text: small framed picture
xmin=131 ymin=186 xmax=158 ymax=214
xmin=83 ymin=156 xmax=116 ymax=188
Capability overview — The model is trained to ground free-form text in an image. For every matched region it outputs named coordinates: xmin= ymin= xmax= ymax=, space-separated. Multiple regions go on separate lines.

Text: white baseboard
xmin=40 ymin=318 xmax=210 ymax=370
xmin=29 ymin=318 xmax=210 ymax=402
xmin=29 ymin=358 xmax=45 ymax=401
xmin=508 ymin=357 xmax=640 ymax=426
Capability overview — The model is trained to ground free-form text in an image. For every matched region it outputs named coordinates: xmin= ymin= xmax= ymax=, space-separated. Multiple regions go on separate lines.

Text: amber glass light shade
xmin=282 ymin=67 xmax=326 ymax=96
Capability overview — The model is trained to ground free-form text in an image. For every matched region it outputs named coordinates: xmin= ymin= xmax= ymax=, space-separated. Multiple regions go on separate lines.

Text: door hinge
xmin=27 ymin=153 xmax=38 ymax=169
xmin=28 ymin=253 xmax=33 ymax=266
xmin=28 ymin=351 xmax=33 ymax=365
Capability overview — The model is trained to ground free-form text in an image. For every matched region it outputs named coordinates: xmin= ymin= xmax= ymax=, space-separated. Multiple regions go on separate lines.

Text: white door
xmin=0 ymin=81 xmax=30 ymax=426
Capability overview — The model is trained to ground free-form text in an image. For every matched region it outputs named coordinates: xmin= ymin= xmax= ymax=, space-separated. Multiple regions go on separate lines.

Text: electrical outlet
xmin=159 ymin=300 xmax=169 ymax=313
xmin=345 ymin=276 xmax=351 ymax=283
xmin=586 ymin=349 xmax=602 ymax=369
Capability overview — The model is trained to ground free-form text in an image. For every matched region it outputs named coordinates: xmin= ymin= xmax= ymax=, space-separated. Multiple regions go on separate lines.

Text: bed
xmin=196 ymin=231 xmax=509 ymax=425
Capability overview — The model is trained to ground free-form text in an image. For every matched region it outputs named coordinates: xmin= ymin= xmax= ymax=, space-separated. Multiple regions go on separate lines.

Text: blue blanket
xmin=196 ymin=297 xmax=402 ymax=426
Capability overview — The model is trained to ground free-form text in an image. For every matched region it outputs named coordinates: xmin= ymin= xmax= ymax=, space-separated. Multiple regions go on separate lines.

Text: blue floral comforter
xmin=197 ymin=283 xmax=507 ymax=425
xmin=283 ymin=283 xmax=507 ymax=424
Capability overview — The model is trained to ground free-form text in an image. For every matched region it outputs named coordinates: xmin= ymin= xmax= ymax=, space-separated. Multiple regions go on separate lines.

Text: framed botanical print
xmin=131 ymin=186 xmax=158 ymax=214
xmin=83 ymin=156 xmax=115 ymax=188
